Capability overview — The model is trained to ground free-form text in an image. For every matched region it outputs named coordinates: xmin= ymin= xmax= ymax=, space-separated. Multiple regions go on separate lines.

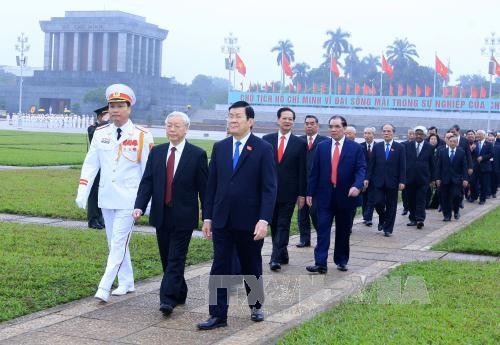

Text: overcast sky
xmin=1 ymin=0 xmax=499 ymax=86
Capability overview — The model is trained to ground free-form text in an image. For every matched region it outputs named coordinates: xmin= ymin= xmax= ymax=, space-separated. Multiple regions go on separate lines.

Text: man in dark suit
xmin=400 ymin=128 xmax=415 ymax=215
xmin=436 ymin=134 xmax=469 ymax=220
xmin=133 ymin=111 xmax=208 ymax=316
xmin=474 ymin=130 xmax=494 ymax=204
xmin=405 ymin=126 xmax=435 ymax=229
xmin=86 ymin=105 xmax=109 ymax=229
xmin=296 ymin=115 xmax=328 ymax=247
xmin=360 ymin=126 xmax=376 ymax=227
xmin=263 ymin=107 xmax=306 ymax=271
xmin=494 ymin=134 xmax=500 ymax=197
xmin=365 ymin=124 xmax=406 ymax=237
xmin=306 ymin=115 xmax=366 ymax=273
xmin=198 ymin=101 xmax=277 ymax=330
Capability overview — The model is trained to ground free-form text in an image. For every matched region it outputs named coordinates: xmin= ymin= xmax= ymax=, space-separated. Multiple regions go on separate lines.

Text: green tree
xmin=344 ymin=45 xmax=362 ymax=80
xmin=83 ymin=87 xmax=107 ymax=106
xmin=188 ymin=74 xmax=229 ymax=108
xmin=386 ymin=38 xmax=419 ymax=69
xmin=270 ymin=40 xmax=295 ymax=66
xmin=323 ymin=28 xmax=350 ymax=60
xmin=292 ymin=63 xmax=310 ymax=85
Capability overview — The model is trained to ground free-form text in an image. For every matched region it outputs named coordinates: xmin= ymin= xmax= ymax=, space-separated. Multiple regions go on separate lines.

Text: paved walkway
xmin=0 ymin=199 xmax=498 ymax=345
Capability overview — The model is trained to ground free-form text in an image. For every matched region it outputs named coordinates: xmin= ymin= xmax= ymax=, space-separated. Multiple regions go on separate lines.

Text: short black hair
xmin=428 ymin=126 xmax=437 ymax=132
xmin=329 ymin=115 xmax=347 ymax=127
xmin=229 ymin=101 xmax=255 ymax=119
xmin=466 ymin=129 xmax=476 ymax=135
xmin=451 ymin=124 xmax=460 ymax=132
xmin=277 ymin=107 xmax=296 ymax=120
xmin=304 ymin=115 xmax=319 ymax=123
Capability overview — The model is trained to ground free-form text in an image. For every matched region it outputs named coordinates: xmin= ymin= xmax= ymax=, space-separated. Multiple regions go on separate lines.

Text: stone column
xmin=43 ymin=32 xmax=53 ymax=71
xmin=87 ymin=33 xmax=94 ymax=72
xmin=126 ymin=34 xmax=133 ymax=72
xmin=53 ymin=33 xmax=60 ymax=71
xmin=72 ymin=32 xmax=79 ymax=71
xmin=156 ymin=39 xmax=162 ymax=77
xmin=58 ymin=32 xmax=65 ymax=71
xmin=102 ymin=32 xmax=109 ymax=72
xmin=117 ymin=32 xmax=127 ymax=72
xmin=143 ymin=38 xmax=150 ymax=75
xmin=137 ymin=36 xmax=143 ymax=74
xmin=148 ymin=38 xmax=155 ymax=76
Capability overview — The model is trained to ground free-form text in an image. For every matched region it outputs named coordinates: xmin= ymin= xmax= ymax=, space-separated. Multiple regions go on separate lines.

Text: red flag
xmin=304 ymin=82 xmax=308 ymax=93
xmin=416 ymin=85 xmax=422 ymax=97
xmin=330 ymin=57 xmax=340 ymax=78
xmin=297 ymin=82 xmax=302 ymax=93
xmin=480 ymin=86 xmax=487 ymax=98
xmin=321 ymin=83 xmax=326 ymax=93
xmin=346 ymin=84 xmax=351 ymax=95
xmin=355 ymin=83 xmax=361 ymax=95
xmin=471 ymin=86 xmax=478 ymax=98
xmin=235 ymin=53 xmax=246 ymax=76
xmin=492 ymin=57 xmax=500 ymax=76
xmin=338 ymin=84 xmax=342 ymax=94
xmin=443 ymin=87 xmax=449 ymax=97
xmin=389 ymin=84 xmax=394 ymax=96
xmin=272 ymin=82 xmax=276 ymax=93
xmin=381 ymin=55 xmax=394 ymax=79
xmin=406 ymin=85 xmax=412 ymax=96
xmin=363 ymin=83 xmax=369 ymax=95
xmin=264 ymin=82 xmax=269 ymax=92
xmin=452 ymin=86 xmax=458 ymax=97
xmin=460 ymin=87 xmax=466 ymax=98
xmin=288 ymin=83 xmax=293 ymax=92
xmin=397 ymin=84 xmax=403 ymax=96
xmin=371 ymin=84 xmax=376 ymax=95
xmin=282 ymin=54 xmax=293 ymax=77
xmin=425 ymin=85 xmax=431 ymax=97
xmin=312 ymin=82 xmax=317 ymax=93
xmin=435 ymin=55 xmax=449 ymax=79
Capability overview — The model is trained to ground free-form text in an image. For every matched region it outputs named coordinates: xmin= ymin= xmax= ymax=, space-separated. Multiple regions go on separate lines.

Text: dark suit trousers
xmin=270 ymin=201 xmax=296 ymax=263
xmin=401 ymin=189 xmax=408 ymax=210
xmin=87 ymin=171 xmax=103 ymax=225
xmin=374 ymin=186 xmax=399 ymax=233
xmin=209 ymin=227 xmax=264 ymax=318
xmin=362 ymin=184 xmax=375 ymax=221
xmin=479 ymin=171 xmax=491 ymax=201
xmin=156 ymin=206 xmax=193 ymax=307
xmin=297 ymin=203 xmax=318 ymax=244
xmin=440 ymin=183 xmax=461 ymax=218
xmin=406 ymin=183 xmax=428 ymax=222
xmin=315 ymin=187 xmax=352 ymax=267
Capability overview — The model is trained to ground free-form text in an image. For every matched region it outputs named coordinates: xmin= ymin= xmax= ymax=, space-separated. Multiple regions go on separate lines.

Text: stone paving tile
xmin=0 ymin=214 xmax=26 ymax=221
xmin=0 ymin=331 xmax=110 ymax=345
xmin=214 ymin=321 xmax=284 ymax=345
xmin=442 ymin=252 xmax=499 ymax=262
xmin=13 ymin=216 xmax=62 ymax=224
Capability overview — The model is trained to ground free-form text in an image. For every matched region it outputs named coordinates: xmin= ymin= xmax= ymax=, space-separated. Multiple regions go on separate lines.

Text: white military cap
xmin=414 ymin=125 xmax=427 ymax=135
xmin=105 ymin=84 xmax=136 ymax=106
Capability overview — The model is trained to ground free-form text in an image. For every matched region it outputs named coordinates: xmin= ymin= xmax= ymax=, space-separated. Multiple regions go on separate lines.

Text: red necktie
xmin=164 ymin=147 xmax=176 ymax=205
xmin=331 ymin=141 xmax=340 ymax=186
xmin=308 ymin=136 xmax=313 ymax=150
xmin=277 ymin=135 xmax=285 ymax=163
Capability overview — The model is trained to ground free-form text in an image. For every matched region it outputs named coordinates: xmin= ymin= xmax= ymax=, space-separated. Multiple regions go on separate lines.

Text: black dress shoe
xmin=280 ymin=258 xmax=289 ymax=265
xmin=336 ymin=264 xmax=348 ymax=272
xmin=377 ymin=224 xmax=383 ymax=231
xmin=306 ymin=265 xmax=327 ymax=274
xmin=269 ymin=262 xmax=281 ymax=271
xmin=454 ymin=212 xmax=460 ymax=220
xmin=443 ymin=217 xmax=451 ymax=222
xmin=478 ymin=200 xmax=485 ymax=205
xmin=197 ymin=316 xmax=228 ymax=330
xmin=159 ymin=303 xmax=173 ymax=316
xmin=401 ymin=209 xmax=408 ymax=216
xmin=296 ymin=242 xmax=311 ymax=248
xmin=365 ymin=220 xmax=373 ymax=227
xmin=407 ymin=221 xmax=417 ymax=226
xmin=460 ymin=201 xmax=464 ymax=208
xmin=250 ymin=307 xmax=264 ymax=322
xmin=384 ymin=232 xmax=391 ymax=237
xmin=416 ymin=221 xmax=424 ymax=229
xmin=88 ymin=221 xmax=104 ymax=229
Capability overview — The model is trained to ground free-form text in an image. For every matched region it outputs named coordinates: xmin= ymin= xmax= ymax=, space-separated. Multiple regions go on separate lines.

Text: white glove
xmin=75 ymin=186 xmax=87 ymax=209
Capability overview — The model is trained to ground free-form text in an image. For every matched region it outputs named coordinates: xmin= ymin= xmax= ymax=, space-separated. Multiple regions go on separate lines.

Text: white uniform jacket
xmin=76 ymin=119 xmax=154 ymax=209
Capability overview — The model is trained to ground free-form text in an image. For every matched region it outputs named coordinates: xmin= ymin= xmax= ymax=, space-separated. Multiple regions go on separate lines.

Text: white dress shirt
xmin=166 ymin=138 xmax=186 ymax=176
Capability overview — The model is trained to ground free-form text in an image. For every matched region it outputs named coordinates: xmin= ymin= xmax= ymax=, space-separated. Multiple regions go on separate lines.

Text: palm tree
xmin=292 ymin=63 xmax=310 ymax=84
xmin=323 ymin=28 xmax=350 ymax=60
xmin=386 ymin=38 xmax=419 ymax=67
xmin=270 ymin=40 xmax=295 ymax=66
xmin=344 ymin=45 xmax=362 ymax=80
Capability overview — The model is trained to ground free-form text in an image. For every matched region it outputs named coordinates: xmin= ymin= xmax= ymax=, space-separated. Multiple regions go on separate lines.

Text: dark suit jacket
xmin=300 ymin=134 xmax=328 ymax=173
xmin=360 ymin=141 xmax=376 ymax=178
xmin=405 ymin=140 xmax=435 ymax=185
xmin=458 ymin=136 xmax=473 ymax=170
xmin=366 ymin=141 xmax=406 ymax=189
xmin=436 ymin=147 xmax=468 ymax=185
xmin=203 ymin=134 xmax=277 ymax=231
xmin=475 ymin=140 xmax=493 ymax=172
xmin=494 ymin=140 xmax=500 ymax=173
xmin=308 ymin=138 xmax=366 ymax=209
xmin=263 ymin=133 xmax=307 ymax=203
xmin=134 ymin=141 xmax=208 ymax=230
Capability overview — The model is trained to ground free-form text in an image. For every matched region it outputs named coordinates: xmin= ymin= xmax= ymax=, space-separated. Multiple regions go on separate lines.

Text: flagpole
xmin=329 ymin=53 xmax=333 ymax=94
xmin=380 ymin=72 xmax=383 ymax=96
xmin=433 ymin=53 xmax=437 ymax=98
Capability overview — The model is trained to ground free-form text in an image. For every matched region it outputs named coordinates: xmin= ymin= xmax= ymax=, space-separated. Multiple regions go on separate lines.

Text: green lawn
xmin=0 ymin=222 xmax=213 ymax=322
xmin=280 ymin=260 xmax=500 ymax=345
xmin=432 ymin=206 xmax=500 ymax=256
xmin=0 ymin=130 xmax=215 ymax=166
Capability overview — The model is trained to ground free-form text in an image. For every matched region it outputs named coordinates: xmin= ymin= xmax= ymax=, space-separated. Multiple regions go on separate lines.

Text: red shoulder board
xmin=95 ymin=124 xmax=110 ymax=131
xmin=135 ymin=125 xmax=149 ymax=133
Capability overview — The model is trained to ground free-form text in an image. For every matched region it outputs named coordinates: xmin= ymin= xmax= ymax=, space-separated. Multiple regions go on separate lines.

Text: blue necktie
xmin=450 ymin=149 xmax=455 ymax=162
xmin=233 ymin=141 xmax=241 ymax=170
xmin=385 ymin=143 xmax=390 ymax=160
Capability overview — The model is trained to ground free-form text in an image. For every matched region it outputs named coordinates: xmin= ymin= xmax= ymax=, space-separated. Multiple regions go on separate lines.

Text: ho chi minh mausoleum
xmin=15 ymin=11 xmax=192 ymax=118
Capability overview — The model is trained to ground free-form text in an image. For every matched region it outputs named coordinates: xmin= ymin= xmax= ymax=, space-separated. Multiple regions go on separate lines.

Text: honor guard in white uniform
xmin=75 ymin=84 xmax=154 ymax=303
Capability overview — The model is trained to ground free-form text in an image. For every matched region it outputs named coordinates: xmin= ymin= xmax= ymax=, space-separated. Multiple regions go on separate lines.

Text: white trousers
xmin=99 ymin=208 xmax=135 ymax=291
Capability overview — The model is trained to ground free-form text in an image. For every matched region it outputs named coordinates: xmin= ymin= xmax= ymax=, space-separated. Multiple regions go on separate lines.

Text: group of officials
xmin=76 ymin=83 xmax=499 ymax=330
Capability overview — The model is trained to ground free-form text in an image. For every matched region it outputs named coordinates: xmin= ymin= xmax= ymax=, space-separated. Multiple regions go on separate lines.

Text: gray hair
xmin=476 ymin=129 xmax=486 ymax=135
xmin=364 ymin=126 xmax=376 ymax=134
xmin=346 ymin=126 xmax=356 ymax=134
xmin=165 ymin=111 xmax=190 ymax=128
